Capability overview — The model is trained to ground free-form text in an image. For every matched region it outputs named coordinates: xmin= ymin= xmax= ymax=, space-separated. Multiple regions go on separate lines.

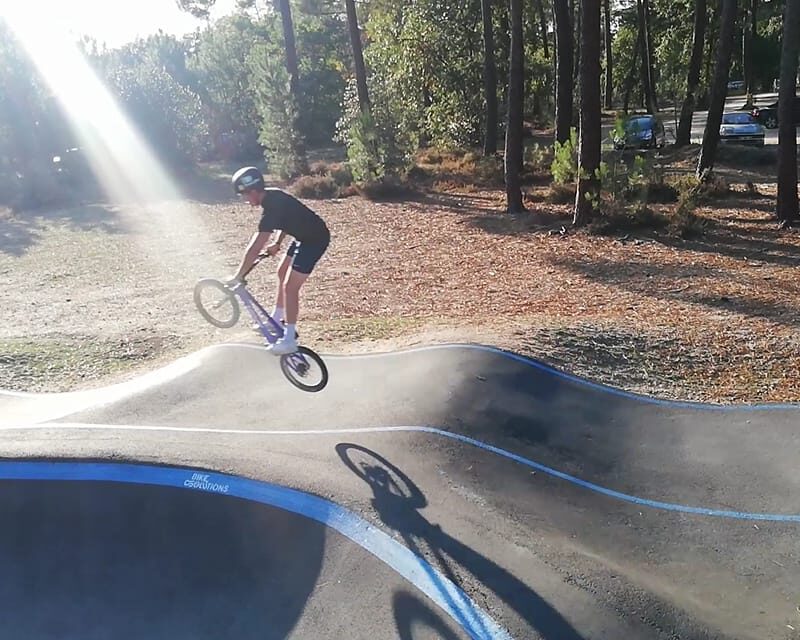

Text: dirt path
xmin=2 ymin=168 xmax=799 ymax=404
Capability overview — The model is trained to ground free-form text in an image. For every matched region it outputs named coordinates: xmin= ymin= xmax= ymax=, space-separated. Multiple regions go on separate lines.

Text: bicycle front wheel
xmin=280 ymin=346 xmax=329 ymax=392
xmin=193 ymin=278 xmax=240 ymax=329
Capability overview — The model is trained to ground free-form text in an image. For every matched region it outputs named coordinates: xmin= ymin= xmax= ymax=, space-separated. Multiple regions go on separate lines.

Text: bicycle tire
xmin=280 ymin=346 xmax=329 ymax=392
xmin=193 ymin=278 xmax=240 ymax=329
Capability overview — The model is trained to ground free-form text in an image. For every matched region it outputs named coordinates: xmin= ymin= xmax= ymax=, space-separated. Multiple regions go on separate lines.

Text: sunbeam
xmin=2 ymin=9 xmax=227 ymax=278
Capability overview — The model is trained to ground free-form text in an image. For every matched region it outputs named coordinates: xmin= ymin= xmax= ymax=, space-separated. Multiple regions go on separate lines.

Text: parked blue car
xmin=613 ymin=115 xmax=666 ymax=150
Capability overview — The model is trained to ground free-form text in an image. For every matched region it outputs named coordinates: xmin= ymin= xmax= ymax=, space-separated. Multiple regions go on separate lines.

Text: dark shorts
xmin=286 ymin=238 xmax=329 ymax=274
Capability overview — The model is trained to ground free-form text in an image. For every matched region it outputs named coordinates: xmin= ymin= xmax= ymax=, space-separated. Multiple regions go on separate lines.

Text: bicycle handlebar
xmin=234 ymin=251 xmax=272 ymax=286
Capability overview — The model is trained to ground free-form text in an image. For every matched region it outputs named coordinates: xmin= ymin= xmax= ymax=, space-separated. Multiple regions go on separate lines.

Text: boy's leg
xmin=268 ymin=269 xmax=305 ymax=353
xmin=283 ymin=269 xmax=309 ymax=330
xmin=273 ymin=244 xmax=295 ymax=322
xmin=268 ymin=240 xmax=327 ymax=354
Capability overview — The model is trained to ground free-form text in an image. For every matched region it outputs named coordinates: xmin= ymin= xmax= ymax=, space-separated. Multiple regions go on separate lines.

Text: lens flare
xmin=2 ymin=9 xmax=227 ymax=277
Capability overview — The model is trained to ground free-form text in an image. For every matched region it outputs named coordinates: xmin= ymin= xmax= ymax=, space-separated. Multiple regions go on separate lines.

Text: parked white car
xmin=719 ymin=112 xmax=765 ymax=146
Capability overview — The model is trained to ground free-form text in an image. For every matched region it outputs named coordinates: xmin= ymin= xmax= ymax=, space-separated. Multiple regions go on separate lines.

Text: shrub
xmin=546 ymin=183 xmax=575 ymax=204
xmin=643 ymin=182 xmax=680 ymax=203
xmin=668 ymin=187 xmax=709 ymax=239
xmin=291 ymin=175 xmax=339 ymax=199
xmin=329 ymin=162 xmax=354 ymax=186
xmin=338 ymin=184 xmax=359 ymax=198
xmin=589 ymin=203 xmax=668 ymax=235
xmin=418 ymin=149 xmax=444 ymax=164
xmin=525 ymin=142 xmax=553 ymax=174
xmin=309 ymin=161 xmax=330 ymax=176
xmin=356 ymin=176 xmax=416 ymax=201
xmin=551 ymin=127 xmax=578 ymax=184
xmin=406 ymin=165 xmax=432 ymax=181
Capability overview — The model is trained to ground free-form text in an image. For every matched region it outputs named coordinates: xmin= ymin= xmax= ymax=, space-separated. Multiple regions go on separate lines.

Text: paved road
xmin=602 ymin=92 xmax=796 ymax=147
xmin=1 ymin=342 xmax=799 ymax=639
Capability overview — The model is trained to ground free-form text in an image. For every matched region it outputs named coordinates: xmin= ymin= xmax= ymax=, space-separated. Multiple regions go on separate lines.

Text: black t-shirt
xmin=258 ymin=188 xmax=329 ymax=244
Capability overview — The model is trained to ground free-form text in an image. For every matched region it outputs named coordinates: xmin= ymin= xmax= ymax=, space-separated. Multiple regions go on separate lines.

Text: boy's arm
xmin=232 ymin=231 xmax=271 ymax=281
xmin=270 ymin=230 xmax=286 ymax=248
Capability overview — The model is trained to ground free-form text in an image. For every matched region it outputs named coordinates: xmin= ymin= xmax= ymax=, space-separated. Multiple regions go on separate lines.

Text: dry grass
xmin=414 ymin=148 xmax=505 ymax=189
xmin=2 ymin=147 xmax=800 ymax=404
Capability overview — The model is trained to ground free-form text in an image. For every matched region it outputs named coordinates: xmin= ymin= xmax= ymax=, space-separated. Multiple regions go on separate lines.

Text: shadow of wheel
xmin=393 ymin=591 xmax=469 ymax=639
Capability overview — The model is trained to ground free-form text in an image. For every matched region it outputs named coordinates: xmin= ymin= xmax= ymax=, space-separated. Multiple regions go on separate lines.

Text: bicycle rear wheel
xmin=280 ymin=346 xmax=328 ymax=392
xmin=193 ymin=278 xmax=240 ymax=329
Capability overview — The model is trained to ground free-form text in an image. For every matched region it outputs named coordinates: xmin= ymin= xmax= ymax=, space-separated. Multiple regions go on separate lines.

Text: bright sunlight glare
xmin=3 ymin=7 xmax=227 ymax=278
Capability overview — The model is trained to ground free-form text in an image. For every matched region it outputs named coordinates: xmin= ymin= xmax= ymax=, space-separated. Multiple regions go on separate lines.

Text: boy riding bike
xmin=229 ymin=166 xmax=330 ymax=355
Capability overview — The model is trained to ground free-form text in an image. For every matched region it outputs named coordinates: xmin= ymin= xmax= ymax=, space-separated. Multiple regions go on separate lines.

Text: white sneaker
xmin=268 ymin=335 xmax=298 ymax=355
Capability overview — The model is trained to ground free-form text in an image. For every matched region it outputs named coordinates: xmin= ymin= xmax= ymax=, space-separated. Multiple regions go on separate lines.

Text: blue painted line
xmin=468 ymin=345 xmax=800 ymax=412
xmin=0 ymin=460 xmax=513 ymax=640
xmin=6 ymin=421 xmax=799 ymax=523
xmin=418 ymin=426 xmax=800 ymax=522
xmin=319 ymin=342 xmax=800 ymax=411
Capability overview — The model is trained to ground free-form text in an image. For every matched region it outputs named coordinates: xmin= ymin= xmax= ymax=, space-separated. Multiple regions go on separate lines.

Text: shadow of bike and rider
xmin=336 ymin=443 xmax=585 ymax=640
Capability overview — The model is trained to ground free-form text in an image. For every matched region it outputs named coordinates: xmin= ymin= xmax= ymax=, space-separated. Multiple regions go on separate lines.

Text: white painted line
xmin=3 ymin=421 xmax=799 ymax=522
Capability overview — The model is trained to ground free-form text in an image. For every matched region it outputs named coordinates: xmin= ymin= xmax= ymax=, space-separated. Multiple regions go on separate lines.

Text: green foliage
xmin=343 ymin=109 xmax=385 ymax=182
xmin=189 ymin=14 xmax=266 ymax=148
xmin=587 ymin=150 xmax=707 ymax=238
xmin=551 ymin=127 xmax=578 ymax=184
xmin=360 ymin=0 xmax=487 ymax=150
xmin=335 ymin=76 xmax=419 ymax=183
xmin=293 ymin=10 xmax=349 ymax=146
xmin=611 ymin=24 xmax=640 ymax=106
xmin=0 ymin=0 xmax=788 ymax=217
xmin=248 ymin=43 xmax=306 ymax=180
xmin=524 ymin=142 xmax=552 ymax=174
xmin=96 ymin=39 xmax=211 ymax=166
xmin=524 ymin=44 xmax=554 ymax=121
xmin=653 ymin=13 xmax=692 ymax=103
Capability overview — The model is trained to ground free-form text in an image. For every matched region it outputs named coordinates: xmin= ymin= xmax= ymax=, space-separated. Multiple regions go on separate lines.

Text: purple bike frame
xmin=226 ymin=255 xmax=307 ymax=367
xmin=230 ymin=283 xmax=284 ymax=345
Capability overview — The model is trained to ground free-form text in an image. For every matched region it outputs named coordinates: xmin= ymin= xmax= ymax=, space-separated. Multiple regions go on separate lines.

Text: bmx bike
xmin=193 ymin=254 xmax=329 ymax=392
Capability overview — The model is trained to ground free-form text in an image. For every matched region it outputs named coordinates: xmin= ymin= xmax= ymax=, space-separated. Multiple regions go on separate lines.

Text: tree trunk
xmin=696 ymin=0 xmax=737 ymax=179
xmin=700 ymin=0 xmax=717 ymax=107
xmin=276 ymin=0 xmax=308 ymax=174
xmin=636 ymin=0 xmax=657 ymax=113
xmin=573 ymin=3 xmax=581 ymax=85
xmin=643 ymin=0 xmax=658 ymax=110
xmin=676 ymin=0 xmax=707 ymax=146
xmin=535 ymin=0 xmax=550 ymax=58
xmin=573 ymin=1 xmax=582 ymax=125
xmin=776 ymin=0 xmax=800 ymax=226
xmin=603 ymin=0 xmax=613 ymax=110
xmin=505 ymin=0 xmax=525 ymax=213
xmin=345 ymin=0 xmax=370 ymax=114
xmin=574 ymin=0 xmax=601 ymax=226
xmin=553 ymin=0 xmax=574 ymax=143
xmin=743 ymin=0 xmax=753 ymax=103
xmin=481 ymin=0 xmax=499 ymax=155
